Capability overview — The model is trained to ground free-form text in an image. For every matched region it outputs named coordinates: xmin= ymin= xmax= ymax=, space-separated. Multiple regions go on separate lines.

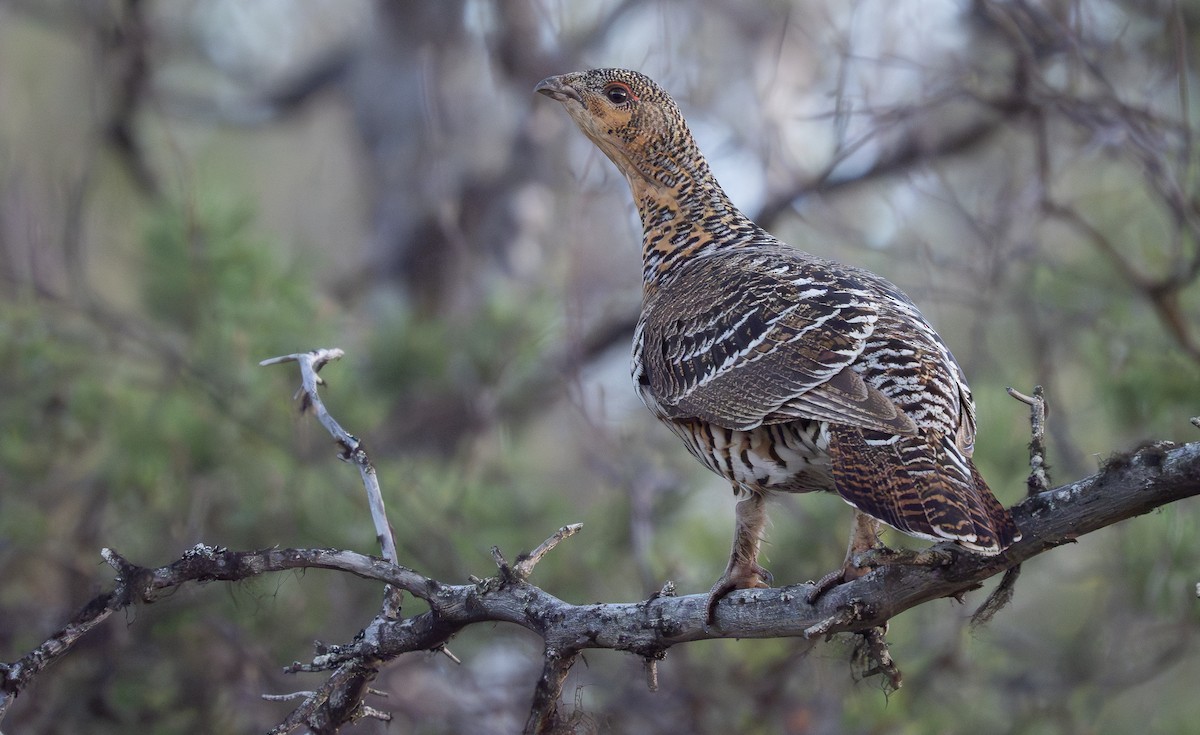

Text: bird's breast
xmin=664 ymin=417 xmax=834 ymax=493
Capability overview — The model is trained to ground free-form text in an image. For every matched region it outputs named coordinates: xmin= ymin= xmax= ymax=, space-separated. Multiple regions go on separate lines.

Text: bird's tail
xmin=828 ymin=425 xmax=1021 ymax=553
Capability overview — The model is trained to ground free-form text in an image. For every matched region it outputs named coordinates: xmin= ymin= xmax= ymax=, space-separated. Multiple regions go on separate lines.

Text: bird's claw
xmin=806 ymin=567 xmax=852 ymax=604
xmin=807 ymin=545 xmax=959 ymax=604
xmin=705 ymin=562 xmax=772 ymax=624
xmin=807 ymin=554 xmax=880 ymax=604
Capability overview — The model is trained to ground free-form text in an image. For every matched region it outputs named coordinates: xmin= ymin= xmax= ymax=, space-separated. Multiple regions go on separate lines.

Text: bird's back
xmin=635 ymin=242 xmax=1018 ymax=552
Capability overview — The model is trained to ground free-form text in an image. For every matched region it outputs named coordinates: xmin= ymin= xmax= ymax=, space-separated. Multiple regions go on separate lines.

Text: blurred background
xmin=1 ymin=0 xmax=1198 ymax=733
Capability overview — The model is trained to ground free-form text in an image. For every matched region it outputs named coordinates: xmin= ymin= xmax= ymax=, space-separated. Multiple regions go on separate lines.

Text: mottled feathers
xmin=538 ymin=67 xmax=1020 ymax=557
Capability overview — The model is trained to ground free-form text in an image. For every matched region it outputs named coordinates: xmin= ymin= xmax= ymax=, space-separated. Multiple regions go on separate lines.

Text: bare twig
xmin=753 ymin=101 xmax=1025 ymax=231
xmin=435 ymin=645 xmax=462 ymax=665
xmin=262 ymin=691 xmax=316 ymax=702
xmin=261 ymin=349 xmax=402 ymax=618
xmin=513 ymin=523 xmax=585 ymax=580
xmin=974 ymin=385 xmax=1052 ymax=627
xmin=644 ymin=656 xmax=660 ymax=692
xmin=1042 ymin=165 xmax=1200 ymax=365
xmin=1007 ymin=385 xmax=1051 ymax=496
xmin=268 ymin=662 xmax=383 ymax=735
xmin=856 ymin=626 xmax=902 ymax=693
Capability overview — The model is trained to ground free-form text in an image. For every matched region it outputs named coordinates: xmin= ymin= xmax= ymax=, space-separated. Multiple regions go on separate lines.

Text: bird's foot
xmin=806 ymin=546 xmax=957 ymax=604
xmin=805 ymin=562 xmax=868 ymax=604
xmin=705 ymin=561 xmax=772 ymax=624
xmin=854 ymin=545 xmax=957 ymax=570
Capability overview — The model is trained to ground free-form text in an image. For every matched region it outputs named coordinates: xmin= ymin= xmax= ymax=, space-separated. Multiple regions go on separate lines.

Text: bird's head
xmin=535 ymin=68 xmax=698 ymax=190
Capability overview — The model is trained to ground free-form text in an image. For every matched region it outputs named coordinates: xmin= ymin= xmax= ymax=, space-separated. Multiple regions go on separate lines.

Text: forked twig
xmin=261 ymin=349 xmax=402 ymax=618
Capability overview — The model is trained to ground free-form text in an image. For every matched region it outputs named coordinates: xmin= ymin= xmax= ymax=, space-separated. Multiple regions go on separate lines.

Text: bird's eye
xmin=603 ymin=82 xmax=634 ymax=104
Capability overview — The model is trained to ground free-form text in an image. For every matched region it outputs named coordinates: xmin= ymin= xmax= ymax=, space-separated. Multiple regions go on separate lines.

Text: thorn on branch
xmin=435 ymin=644 xmax=462 ymax=665
xmin=100 ymin=547 xmax=127 ymax=573
xmin=647 ymin=580 xmax=677 ymax=601
xmin=100 ymin=548 xmax=153 ymax=604
xmin=491 ymin=546 xmax=513 ymax=581
xmin=357 ymin=704 xmax=393 ymax=724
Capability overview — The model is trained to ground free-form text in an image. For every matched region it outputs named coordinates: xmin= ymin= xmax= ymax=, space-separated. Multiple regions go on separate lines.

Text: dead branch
xmin=3 ymin=352 xmax=1197 ymax=731
xmin=1006 ymin=385 xmax=1050 ymax=496
xmin=3 ymin=439 xmax=1197 ymax=729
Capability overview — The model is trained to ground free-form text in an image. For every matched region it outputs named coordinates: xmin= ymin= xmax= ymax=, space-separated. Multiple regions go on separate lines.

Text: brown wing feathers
xmin=642 ymin=252 xmax=918 ymax=434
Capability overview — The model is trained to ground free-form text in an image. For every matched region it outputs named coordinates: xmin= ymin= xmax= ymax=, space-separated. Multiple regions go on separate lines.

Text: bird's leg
xmin=807 ymin=510 xmax=884 ymax=603
xmin=706 ymin=490 xmax=772 ymax=624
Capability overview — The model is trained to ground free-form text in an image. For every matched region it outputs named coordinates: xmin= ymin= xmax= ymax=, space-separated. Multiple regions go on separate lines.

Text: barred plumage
xmin=537 ymin=68 xmax=1020 ymax=620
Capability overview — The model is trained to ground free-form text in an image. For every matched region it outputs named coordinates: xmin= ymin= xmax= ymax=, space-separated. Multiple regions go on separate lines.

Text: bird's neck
xmin=627 ymin=156 xmax=766 ymax=288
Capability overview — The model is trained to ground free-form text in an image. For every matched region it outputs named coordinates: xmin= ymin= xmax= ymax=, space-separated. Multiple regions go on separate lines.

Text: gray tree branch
xmin=3 ymin=440 xmax=1197 ymax=732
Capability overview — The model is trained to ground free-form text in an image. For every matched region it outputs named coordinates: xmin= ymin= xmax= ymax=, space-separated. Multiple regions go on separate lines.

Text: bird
xmin=535 ymin=68 xmax=1020 ymax=622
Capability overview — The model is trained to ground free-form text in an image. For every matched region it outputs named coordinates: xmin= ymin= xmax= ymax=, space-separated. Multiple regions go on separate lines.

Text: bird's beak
xmin=535 ymin=75 xmax=582 ymax=104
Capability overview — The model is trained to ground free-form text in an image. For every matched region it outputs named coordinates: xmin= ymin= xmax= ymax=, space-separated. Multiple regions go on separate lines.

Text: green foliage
xmin=0 ymin=195 xmax=382 ymax=733
xmin=362 ymin=285 xmax=556 ymax=414
xmin=1094 ymin=341 xmax=1199 ymax=441
xmin=139 ymin=198 xmax=318 ymax=369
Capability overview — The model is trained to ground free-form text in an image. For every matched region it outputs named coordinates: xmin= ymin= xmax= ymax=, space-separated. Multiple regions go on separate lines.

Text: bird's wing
xmin=638 ymin=251 xmax=917 ymax=434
